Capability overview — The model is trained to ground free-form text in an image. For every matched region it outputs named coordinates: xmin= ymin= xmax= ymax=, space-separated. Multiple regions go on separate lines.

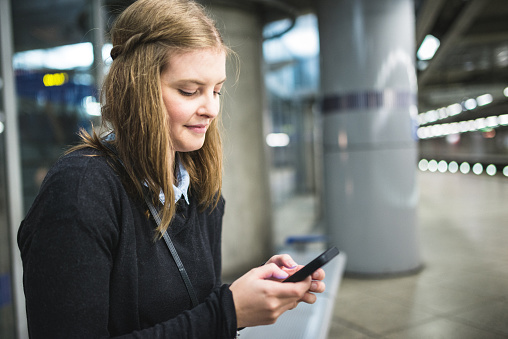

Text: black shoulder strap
xmin=101 ymin=140 xmax=199 ymax=308
xmin=143 ymin=195 xmax=199 ymax=308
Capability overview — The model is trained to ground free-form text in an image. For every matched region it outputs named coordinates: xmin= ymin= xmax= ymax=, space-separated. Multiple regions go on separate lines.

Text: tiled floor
xmin=273 ymin=170 xmax=508 ymax=338
xmin=326 ymin=171 xmax=508 ymax=338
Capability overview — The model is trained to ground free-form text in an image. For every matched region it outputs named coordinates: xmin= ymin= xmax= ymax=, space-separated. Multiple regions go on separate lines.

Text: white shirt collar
xmin=158 ymin=160 xmax=190 ymax=205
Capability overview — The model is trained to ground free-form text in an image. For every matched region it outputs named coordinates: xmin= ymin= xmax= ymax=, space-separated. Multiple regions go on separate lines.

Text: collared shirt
xmin=104 ymin=134 xmax=189 ymax=205
xmin=158 ymin=160 xmax=190 ymax=205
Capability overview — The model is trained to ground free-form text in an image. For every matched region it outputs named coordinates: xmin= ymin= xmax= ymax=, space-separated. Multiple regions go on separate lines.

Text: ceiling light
xmin=464 ymin=98 xmax=477 ymax=110
xmin=475 ymin=118 xmax=486 ymax=129
xmin=485 ymin=116 xmax=499 ymax=128
xmin=477 ymin=94 xmax=493 ymax=106
xmin=417 ymin=35 xmax=440 ymax=61
xmin=499 ymin=114 xmax=508 ymax=125
xmin=447 ymin=103 xmax=462 ymax=116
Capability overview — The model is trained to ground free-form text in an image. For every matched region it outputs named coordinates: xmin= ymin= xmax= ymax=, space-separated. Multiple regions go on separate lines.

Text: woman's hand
xmin=264 ymin=253 xmax=298 ymax=270
xmin=229 ymin=263 xmax=311 ymax=328
xmin=264 ymin=254 xmax=326 ymax=304
xmin=229 ymin=254 xmax=327 ymax=328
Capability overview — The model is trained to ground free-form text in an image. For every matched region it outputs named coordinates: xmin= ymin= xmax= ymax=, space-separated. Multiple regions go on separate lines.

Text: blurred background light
xmin=475 ymin=118 xmax=486 ymax=129
xmin=446 ymin=131 xmax=460 ymax=145
xmin=438 ymin=160 xmax=447 ymax=173
xmin=447 ymin=103 xmax=462 ymax=116
xmin=428 ymin=159 xmax=438 ymax=172
xmin=417 ymin=34 xmax=440 ymax=60
xmin=43 ymin=72 xmax=68 ymax=87
xmin=102 ymin=43 xmax=113 ymax=63
xmin=82 ymin=96 xmax=101 ymax=116
xmin=464 ymin=98 xmax=477 ymax=110
xmin=266 ymin=133 xmax=290 ymax=147
xmin=485 ymin=116 xmax=499 ymax=128
xmin=499 ymin=114 xmax=508 ymax=125
xmin=476 ymin=94 xmax=493 ymax=106
xmin=486 ymin=164 xmax=497 ymax=176
xmin=448 ymin=161 xmax=459 ymax=173
xmin=418 ymin=159 xmax=429 ymax=171
xmin=13 ymin=42 xmax=94 ymax=70
xmin=460 ymin=162 xmax=471 ymax=174
xmin=503 ymin=166 xmax=508 ymax=177
xmin=472 ymin=163 xmax=483 ymax=175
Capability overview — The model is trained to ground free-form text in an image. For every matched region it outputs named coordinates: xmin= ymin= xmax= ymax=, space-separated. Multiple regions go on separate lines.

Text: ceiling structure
xmin=10 ymin=0 xmax=508 ymax=114
xmin=262 ymin=0 xmax=508 ymax=113
xmin=413 ymin=0 xmax=508 ymax=112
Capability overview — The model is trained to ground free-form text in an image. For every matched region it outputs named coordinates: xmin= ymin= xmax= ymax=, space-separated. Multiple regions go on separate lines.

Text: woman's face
xmin=160 ymin=48 xmax=226 ymax=153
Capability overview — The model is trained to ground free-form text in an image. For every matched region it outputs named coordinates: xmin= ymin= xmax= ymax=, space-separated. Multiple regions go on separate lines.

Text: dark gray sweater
xmin=18 ymin=148 xmax=237 ymax=338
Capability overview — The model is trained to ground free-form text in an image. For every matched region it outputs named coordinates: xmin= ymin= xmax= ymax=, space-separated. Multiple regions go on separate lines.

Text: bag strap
xmin=101 ymin=140 xmax=199 ymax=308
xmin=143 ymin=195 xmax=199 ymax=308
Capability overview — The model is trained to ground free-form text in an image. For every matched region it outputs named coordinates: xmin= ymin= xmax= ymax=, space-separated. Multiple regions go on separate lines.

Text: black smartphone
xmin=283 ymin=247 xmax=340 ymax=283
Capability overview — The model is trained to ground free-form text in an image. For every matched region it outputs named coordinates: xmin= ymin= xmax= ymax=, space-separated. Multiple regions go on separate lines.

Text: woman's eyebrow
xmin=174 ymin=78 xmax=227 ymax=86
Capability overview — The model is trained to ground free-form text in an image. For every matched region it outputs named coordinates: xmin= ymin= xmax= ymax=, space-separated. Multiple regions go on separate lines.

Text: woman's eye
xmin=214 ymin=91 xmax=222 ymax=96
xmin=179 ymin=89 xmax=197 ymax=96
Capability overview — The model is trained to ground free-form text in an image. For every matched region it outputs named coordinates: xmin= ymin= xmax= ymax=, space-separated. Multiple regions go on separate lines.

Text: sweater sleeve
xmin=18 ymin=153 xmax=237 ymax=339
xmin=113 ymin=285 xmax=237 ymax=339
xmin=18 ymin=155 xmax=118 ymax=338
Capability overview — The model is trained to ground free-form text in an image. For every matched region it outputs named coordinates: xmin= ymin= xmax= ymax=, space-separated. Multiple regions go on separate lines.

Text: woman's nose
xmin=197 ymin=92 xmax=220 ymax=118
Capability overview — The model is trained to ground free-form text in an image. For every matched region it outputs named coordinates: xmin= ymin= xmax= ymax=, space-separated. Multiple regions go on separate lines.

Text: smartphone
xmin=283 ymin=247 xmax=339 ymax=283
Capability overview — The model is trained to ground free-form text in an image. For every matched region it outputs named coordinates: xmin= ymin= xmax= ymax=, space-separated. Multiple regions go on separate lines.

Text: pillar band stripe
xmin=322 ymin=90 xmax=416 ymax=113
xmin=0 ymin=273 xmax=11 ymax=307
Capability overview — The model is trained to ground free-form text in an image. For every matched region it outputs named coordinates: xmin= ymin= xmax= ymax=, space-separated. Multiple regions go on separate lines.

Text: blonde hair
xmin=76 ymin=0 xmax=227 ymax=235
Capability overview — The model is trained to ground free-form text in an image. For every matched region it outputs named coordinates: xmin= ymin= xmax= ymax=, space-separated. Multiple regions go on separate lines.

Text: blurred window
xmin=11 ymin=0 xmax=104 ymax=210
xmin=263 ymin=14 xmax=320 ymax=205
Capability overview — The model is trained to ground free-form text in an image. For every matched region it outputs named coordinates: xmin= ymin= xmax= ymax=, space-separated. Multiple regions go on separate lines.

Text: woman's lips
xmin=186 ymin=124 xmax=208 ymax=133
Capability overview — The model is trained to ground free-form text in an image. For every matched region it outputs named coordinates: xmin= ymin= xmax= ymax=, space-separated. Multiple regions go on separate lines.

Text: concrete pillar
xmin=209 ymin=5 xmax=272 ymax=277
xmin=91 ymin=0 xmax=105 ymax=89
xmin=1 ymin=0 xmax=28 ymax=336
xmin=317 ymin=0 xmax=422 ymax=275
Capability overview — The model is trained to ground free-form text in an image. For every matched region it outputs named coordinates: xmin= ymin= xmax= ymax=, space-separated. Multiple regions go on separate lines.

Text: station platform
xmin=270 ymin=170 xmax=508 ymax=338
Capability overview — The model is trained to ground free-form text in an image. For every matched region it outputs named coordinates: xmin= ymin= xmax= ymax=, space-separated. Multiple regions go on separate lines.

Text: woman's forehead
xmin=163 ymin=48 xmax=227 ymax=82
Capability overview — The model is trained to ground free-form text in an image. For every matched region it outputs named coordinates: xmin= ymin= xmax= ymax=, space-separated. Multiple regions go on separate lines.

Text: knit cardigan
xmin=18 ymin=148 xmax=237 ymax=338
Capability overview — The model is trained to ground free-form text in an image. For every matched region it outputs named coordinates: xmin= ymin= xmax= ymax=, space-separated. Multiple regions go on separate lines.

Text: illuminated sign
xmin=43 ymin=72 xmax=68 ymax=87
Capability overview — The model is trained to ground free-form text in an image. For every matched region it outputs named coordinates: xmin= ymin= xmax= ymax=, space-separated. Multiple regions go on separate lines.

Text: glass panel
xmin=11 ymin=0 xmax=102 ymax=211
xmin=263 ymin=14 xmax=322 ymax=250
xmin=0 ymin=11 xmax=16 ymax=339
xmin=263 ymin=14 xmax=321 ymax=205
xmin=0 ymin=121 xmax=15 ymax=338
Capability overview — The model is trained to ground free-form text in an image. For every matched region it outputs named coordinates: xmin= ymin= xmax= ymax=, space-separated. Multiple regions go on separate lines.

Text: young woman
xmin=17 ymin=0 xmax=325 ymax=338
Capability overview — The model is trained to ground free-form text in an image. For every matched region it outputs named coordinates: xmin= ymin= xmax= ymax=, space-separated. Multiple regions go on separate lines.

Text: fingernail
xmin=274 ymin=271 xmax=289 ymax=280
xmin=311 ymin=282 xmax=318 ymax=290
xmin=287 ymin=260 xmax=297 ymax=268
